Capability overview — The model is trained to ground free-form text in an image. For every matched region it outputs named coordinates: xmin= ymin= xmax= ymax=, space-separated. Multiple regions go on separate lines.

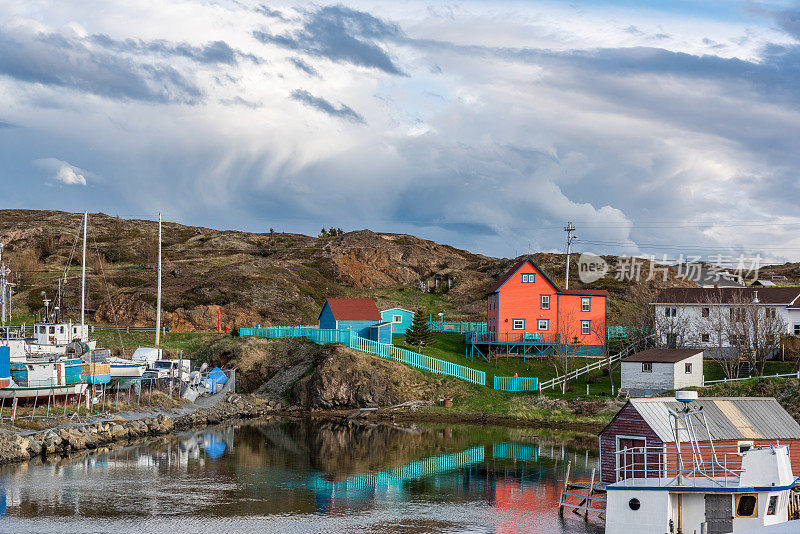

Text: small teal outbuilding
xmin=380 ymin=308 xmax=414 ymax=336
xmin=318 ymin=298 xmax=392 ymax=344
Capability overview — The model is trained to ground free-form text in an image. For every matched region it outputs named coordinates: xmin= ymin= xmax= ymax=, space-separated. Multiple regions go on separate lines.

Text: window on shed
xmin=702 ymin=307 xmax=709 ymax=317
xmin=664 ymin=307 xmax=676 ymax=317
xmin=581 ymin=297 xmax=591 ymax=312
xmin=642 ymin=362 xmax=652 ymax=373
xmin=512 ymin=319 xmax=524 ymax=330
xmin=393 ymin=315 xmax=403 ymax=323
xmin=701 ymin=333 xmax=710 ymax=342
xmin=540 ymin=295 xmax=550 ymax=309
xmin=685 ymin=363 xmax=692 ymax=374
xmin=766 ymin=308 xmax=776 ymax=318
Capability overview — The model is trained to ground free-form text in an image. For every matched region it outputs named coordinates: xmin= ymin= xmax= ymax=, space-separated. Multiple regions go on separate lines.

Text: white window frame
xmin=521 ymin=273 xmax=535 ymax=283
xmin=540 ymin=294 xmax=550 ymax=309
xmin=392 ymin=315 xmax=403 ymax=323
xmin=537 ymin=319 xmax=549 ymax=330
xmin=642 ymin=362 xmax=653 ymax=373
xmin=794 ymin=324 xmax=800 ymax=336
xmin=580 ymin=320 xmax=590 ymax=335
xmin=701 ymin=333 xmax=710 ymax=343
xmin=512 ymin=319 xmax=525 ymax=330
xmin=685 ymin=363 xmax=692 ymax=374
xmin=581 ymin=297 xmax=591 ymax=312
xmin=737 ymin=440 xmax=754 ymax=455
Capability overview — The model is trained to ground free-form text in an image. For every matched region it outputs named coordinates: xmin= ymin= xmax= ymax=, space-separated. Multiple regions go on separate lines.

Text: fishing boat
xmin=2 ymin=357 xmax=88 ymax=399
xmin=605 ymin=391 xmax=798 ymax=534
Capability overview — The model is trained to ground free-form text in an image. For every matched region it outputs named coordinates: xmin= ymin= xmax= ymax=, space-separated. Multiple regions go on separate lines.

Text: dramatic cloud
xmin=253 ymin=5 xmax=404 ymax=74
xmin=1 ymin=1 xmax=800 ymax=261
xmin=33 ymin=158 xmax=91 ymax=186
xmin=290 ymin=89 xmax=364 ymax=123
xmin=289 ymin=57 xmax=318 ymax=76
xmin=0 ymin=25 xmax=202 ymax=103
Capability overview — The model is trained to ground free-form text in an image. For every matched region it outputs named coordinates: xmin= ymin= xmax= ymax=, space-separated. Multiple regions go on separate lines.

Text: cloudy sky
xmin=2 ymin=1 xmax=800 ymax=263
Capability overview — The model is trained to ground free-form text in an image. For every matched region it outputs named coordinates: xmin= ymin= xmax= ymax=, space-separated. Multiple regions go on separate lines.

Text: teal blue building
xmin=318 ymin=298 xmax=392 ymax=344
xmin=380 ymin=307 xmax=414 ymax=336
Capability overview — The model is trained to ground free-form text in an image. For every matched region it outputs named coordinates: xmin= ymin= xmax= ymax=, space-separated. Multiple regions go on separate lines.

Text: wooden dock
xmin=558 ymin=461 xmax=607 ymax=521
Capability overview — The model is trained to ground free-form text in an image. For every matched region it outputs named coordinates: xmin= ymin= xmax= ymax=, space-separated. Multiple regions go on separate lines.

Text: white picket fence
xmin=539 ymin=335 xmax=654 ymax=391
xmin=704 ymin=371 xmax=800 ymax=386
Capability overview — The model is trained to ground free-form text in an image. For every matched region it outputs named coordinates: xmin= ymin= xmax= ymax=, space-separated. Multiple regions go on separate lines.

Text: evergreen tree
xmin=405 ymin=310 xmax=433 ymax=350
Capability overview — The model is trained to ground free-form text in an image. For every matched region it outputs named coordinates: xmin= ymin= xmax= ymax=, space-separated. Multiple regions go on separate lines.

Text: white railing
xmin=612 ymin=443 xmax=783 ymax=488
xmin=539 ymin=334 xmax=654 ymax=391
xmin=704 ymin=371 xmax=800 ymax=386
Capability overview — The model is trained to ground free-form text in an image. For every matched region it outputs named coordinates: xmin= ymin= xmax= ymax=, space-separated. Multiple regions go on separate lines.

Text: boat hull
xmin=0 ymin=383 xmax=88 ymax=399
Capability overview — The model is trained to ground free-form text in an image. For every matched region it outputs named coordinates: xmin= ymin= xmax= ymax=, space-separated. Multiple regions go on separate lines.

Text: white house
xmin=651 ymin=287 xmax=800 ymax=349
xmin=621 ymin=348 xmax=704 ymax=397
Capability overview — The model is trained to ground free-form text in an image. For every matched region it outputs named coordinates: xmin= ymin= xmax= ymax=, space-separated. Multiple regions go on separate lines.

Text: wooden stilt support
xmin=559 ymin=460 xmax=571 ymax=517
xmin=585 ymin=468 xmax=595 ymax=521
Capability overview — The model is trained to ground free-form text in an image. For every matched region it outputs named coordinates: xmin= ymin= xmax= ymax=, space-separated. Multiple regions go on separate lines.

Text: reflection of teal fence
xmin=308 ymin=446 xmax=486 ymax=490
xmin=240 ymin=327 xmax=486 ymax=386
xmin=493 ymin=376 xmax=539 ymax=391
xmin=492 ymin=443 xmax=538 ymax=462
xmin=428 ymin=320 xmax=487 ymax=333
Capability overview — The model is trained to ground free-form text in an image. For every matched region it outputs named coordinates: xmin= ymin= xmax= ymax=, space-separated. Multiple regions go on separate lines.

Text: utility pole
xmin=0 ymin=242 xmax=6 ymax=325
xmin=155 ymin=212 xmax=162 ymax=348
xmin=564 ymin=222 xmax=577 ymax=290
xmin=81 ymin=211 xmax=87 ymax=327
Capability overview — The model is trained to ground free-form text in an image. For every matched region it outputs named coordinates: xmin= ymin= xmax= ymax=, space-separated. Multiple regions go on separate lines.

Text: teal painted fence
xmin=428 ymin=320 xmax=487 ymax=333
xmin=492 ymin=442 xmax=539 ymax=462
xmin=305 ymin=446 xmax=485 ymax=490
xmin=493 ymin=376 xmax=539 ymax=391
xmin=240 ymin=327 xmax=486 ymax=386
xmin=606 ymin=326 xmax=628 ymax=339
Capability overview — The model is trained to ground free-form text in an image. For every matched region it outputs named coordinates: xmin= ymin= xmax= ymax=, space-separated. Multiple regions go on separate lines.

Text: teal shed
xmin=380 ymin=307 xmax=414 ymax=336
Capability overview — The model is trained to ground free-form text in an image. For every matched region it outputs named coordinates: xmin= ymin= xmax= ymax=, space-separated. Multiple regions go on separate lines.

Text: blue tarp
xmin=0 ymin=347 xmax=10 ymax=380
xmin=203 ymin=367 xmax=228 ymax=394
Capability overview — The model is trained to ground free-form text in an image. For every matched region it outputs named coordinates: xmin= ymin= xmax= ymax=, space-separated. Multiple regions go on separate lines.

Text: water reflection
xmin=0 ymin=420 xmax=603 ymax=533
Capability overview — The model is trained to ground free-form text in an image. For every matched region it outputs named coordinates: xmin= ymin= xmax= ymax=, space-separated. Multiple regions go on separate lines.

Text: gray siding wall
xmin=672 ymin=353 xmax=704 ymax=389
xmin=622 ymin=361 xmax=675 ymax=391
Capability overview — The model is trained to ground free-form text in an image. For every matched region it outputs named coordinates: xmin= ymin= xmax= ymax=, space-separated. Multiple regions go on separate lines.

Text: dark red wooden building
xmin=599 ymin=397 xmax=800 ymax=483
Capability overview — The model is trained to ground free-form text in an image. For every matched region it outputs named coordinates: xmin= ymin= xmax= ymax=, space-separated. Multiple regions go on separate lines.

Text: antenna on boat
xmin=81 ymin=211 xmax=87 ymax=327
xmin=155 ymin=212 xmax=162 ymax=349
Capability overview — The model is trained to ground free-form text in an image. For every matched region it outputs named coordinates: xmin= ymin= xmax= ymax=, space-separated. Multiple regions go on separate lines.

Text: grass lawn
xmin=91 ymin=330 xmax=220 ymax=359
xmin=394 ymin=333 xmax=622 ymax=399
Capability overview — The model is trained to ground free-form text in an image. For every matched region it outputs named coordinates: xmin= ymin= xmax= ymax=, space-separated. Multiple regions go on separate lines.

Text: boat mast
xmin=155 ymin=213 xmax=162 ymax=348
xmin=81 ymin=211 xmax=87 ymax=327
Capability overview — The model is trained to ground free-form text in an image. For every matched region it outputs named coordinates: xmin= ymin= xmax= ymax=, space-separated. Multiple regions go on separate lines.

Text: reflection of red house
xmin=486 ymin=258 xmax=608 ymax=350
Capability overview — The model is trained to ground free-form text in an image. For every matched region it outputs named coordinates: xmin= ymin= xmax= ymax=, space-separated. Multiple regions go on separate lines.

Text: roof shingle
xmin=324 ymin=298 xmax=381 ymax=321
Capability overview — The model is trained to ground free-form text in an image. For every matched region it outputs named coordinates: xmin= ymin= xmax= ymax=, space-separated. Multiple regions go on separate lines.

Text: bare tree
xmin=548 ymin=311 xmax=582 ymax=394
xmin=742 ymin=295 xmax=786 ymax=376
xmin=654 ymin=304 xmax=692 ymax=348
xmin=701 ymin=290 xmax=740 ymax=379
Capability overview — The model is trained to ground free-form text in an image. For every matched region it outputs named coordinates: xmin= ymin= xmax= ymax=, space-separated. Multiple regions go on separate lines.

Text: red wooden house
xmin=482 ymin=258 xmax=608 ymax=354
xmin=599 ymin=397 xmax=800 ymax=483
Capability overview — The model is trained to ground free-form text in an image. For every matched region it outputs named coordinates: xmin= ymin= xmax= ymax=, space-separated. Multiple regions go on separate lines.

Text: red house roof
xmin=324 ymin=298 xmax=381 ymax=321
xmin=485 ymin=257 xmax=609 ymax=296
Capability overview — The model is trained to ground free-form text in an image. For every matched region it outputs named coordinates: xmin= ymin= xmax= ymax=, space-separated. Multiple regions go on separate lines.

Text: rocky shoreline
xmin=0 ymin=393 xmax=606 ymax=467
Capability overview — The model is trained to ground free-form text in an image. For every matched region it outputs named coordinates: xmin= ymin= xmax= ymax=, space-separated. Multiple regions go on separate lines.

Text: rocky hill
xmin=0 ymin=209 xmax=696 ymax=331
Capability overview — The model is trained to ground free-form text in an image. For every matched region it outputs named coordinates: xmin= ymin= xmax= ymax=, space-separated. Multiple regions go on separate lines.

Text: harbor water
xmin=0 ymin=420 xmax=604 ymax=533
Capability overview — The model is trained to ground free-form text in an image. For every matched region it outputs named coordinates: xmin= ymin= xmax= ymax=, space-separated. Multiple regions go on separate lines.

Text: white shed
xmin=621 ymin=348 xmax=703 ymax=397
